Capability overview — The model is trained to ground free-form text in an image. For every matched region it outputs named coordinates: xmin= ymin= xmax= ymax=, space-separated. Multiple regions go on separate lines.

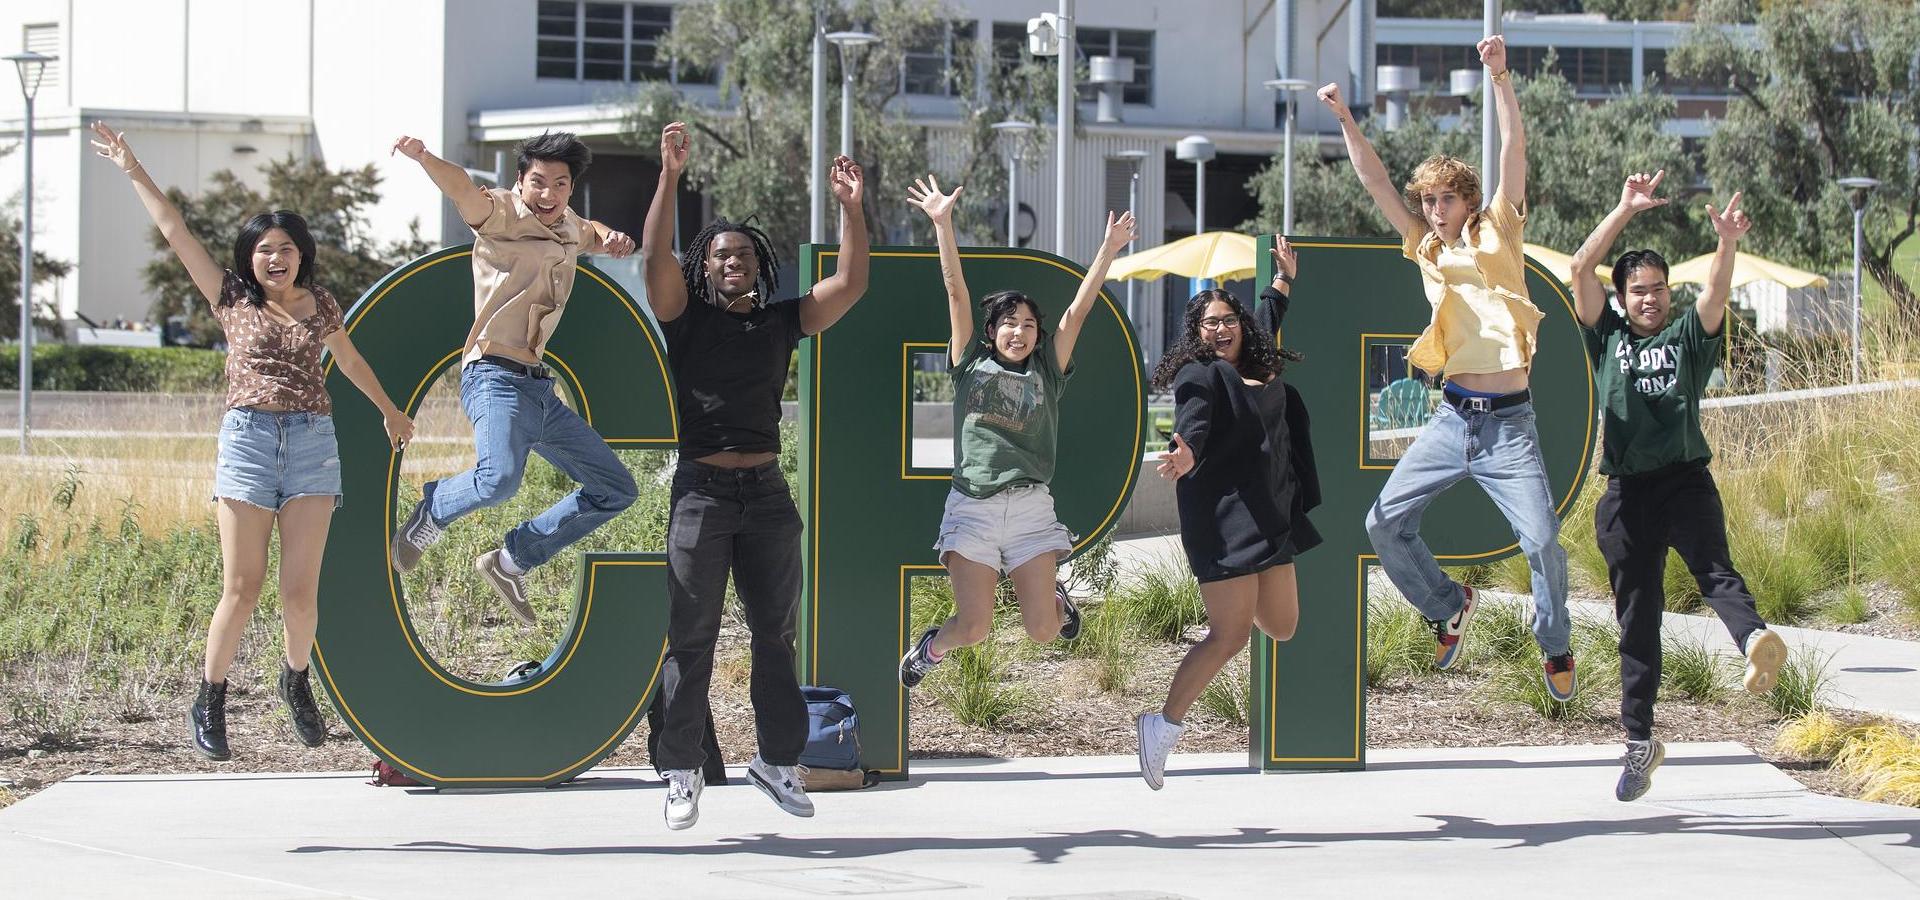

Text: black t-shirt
xmin=662 ymin=296 xmax=806 ymax=459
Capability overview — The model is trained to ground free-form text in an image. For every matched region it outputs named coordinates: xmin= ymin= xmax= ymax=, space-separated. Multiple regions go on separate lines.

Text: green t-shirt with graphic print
xmin=949 ymin=335 xmax=1072 ymax=499
xmin=1581 ymin=304 xmax=1722 ymax=477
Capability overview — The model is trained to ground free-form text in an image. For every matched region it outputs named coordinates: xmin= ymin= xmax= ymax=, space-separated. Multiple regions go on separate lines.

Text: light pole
xmin=1108 ymin=149 xmax=1150 ymax=332
xmin=826 ymin=28 xmax=880 ymax=166
xmin=810 ymin=6 xmax=826 ymax=242
xmin=1481 ymin=0 xmax=1502 ymax=205
xmin=7 ymin=51 xmax=52 ymax=456
xmin=1175 ymin=134 xmax=1215 ymax=291
xmin=1054 ymin=1 xmax=1075 ymax=255
xmin=1839 ymin=175 xmax=1881 ymax=384
xmin=992 ymin=120 xmax=1037 ymax=246
xmin=1262 ymin=78 xmax=1310 ymax=233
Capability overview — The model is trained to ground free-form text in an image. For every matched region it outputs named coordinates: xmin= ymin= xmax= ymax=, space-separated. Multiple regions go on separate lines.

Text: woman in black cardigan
xmin=1136 ymin=237 xmax=1321 ymax=790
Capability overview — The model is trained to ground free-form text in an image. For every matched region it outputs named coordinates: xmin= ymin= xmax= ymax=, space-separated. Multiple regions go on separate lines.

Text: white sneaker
xmin=663 ymin=768 xmax=702 ymax=830
xmin=1136 ymin=712 xmax=1185 ymax=791
xmin=748 ymin=755 xmax=815 ymax=817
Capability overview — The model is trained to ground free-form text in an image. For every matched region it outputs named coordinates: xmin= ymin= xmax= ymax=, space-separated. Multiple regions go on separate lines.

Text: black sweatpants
xmin=1595 ymin=460 xmax=1767 ymax=741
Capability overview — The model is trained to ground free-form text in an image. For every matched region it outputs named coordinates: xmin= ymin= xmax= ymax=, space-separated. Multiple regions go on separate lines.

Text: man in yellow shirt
xmin=1321 ymin=35 xmax=1575 ymax=701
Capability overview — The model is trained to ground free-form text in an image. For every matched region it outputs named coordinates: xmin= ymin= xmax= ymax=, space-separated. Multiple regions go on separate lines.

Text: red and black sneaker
xmin=1430 ymin=584 xmax=1479 ymax=670
xmin=1544 ymin=652 xmax=1578 ymax=702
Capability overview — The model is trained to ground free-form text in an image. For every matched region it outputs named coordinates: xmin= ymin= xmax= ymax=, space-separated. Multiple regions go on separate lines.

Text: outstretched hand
xmin=906 ymin=175 xmax=962 ymax=222
xmin=829 ymin=155 xmax=864 ymax=208
xmin=1156 ymin=433 xmax=1195 ymax=481
xmin=1101 ymin=210 xmax=1138 ymax=255
xmin=660 ymin=122 xmax=690 ymax=177
xmin=390 ymin=135 xmax=430 ymax=162
xmin=1619 ymin=170 xmax=1669 ymax=214
xmin=1270 ymin=235 xmax=1298 ymax=282
xmin=89 ymin=122 xmax=139 ymax=173
xmin=1707 ymin=191 xmax=1750 ymax=242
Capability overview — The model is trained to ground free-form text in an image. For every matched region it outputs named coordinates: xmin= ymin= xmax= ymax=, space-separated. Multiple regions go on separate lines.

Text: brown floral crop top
xmin=213 ymin=271 xmax=344 ymax=414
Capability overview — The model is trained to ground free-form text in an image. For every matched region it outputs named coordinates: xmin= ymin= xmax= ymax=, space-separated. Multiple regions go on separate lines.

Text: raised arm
xmin=1054 ymin=210 xmax=1136 ymax=370
xmin=1479 ymin=36 xmax=1526 ymax=208
xmin=906 ymin=176 xmax=972 ymax=364
xmin=391 ymin=135 xmax=493 ymax=228
xmin=1571 ymin=170 xmax=1668 ymax=328
xmin=1699 ymin=192 xmax=1750 ymax=337
xmin=90 ymin=122 xmax=225 ymax=306
xmin=799 ymin=156 xmax=871 ymax=335
xmin=321 ymin=329 xmax=414 ymax=451
xmin=1316 ymin=83 xmax=1423 ymax=239
xmin=640 ymin=122 xmax=692 ymax=323
xmin=1257 ymin=236 xmax=1298 ymax=336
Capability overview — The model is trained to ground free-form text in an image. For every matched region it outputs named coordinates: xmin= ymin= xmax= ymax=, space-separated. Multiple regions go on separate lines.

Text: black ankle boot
xmin=188 ymin=679 xmax=231 ymax=761
xmin=278 ymin=662 xmax=327 ymax=748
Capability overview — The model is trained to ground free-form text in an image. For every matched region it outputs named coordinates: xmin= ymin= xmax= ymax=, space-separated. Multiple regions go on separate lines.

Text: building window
xmin=22 ymin=22 xmax=59 ymax=92
xmin=902 ymin=20 xmax=977 ymax=97
xmin=536 ymin=1 xmax=715 ymax=85
xmin=1077 ymin=27 xmax=1154 ymax=105
xmin=990 ymin=21 xmax=1028 ymax=82
xmin=1641 ymin=48 xmax=1726 ymax=96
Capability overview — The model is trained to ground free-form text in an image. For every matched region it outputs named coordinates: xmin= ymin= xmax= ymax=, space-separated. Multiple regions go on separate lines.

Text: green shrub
xmin=1365 ymin=599 xmax=1431 ymax=686
xmin=1109 ymin=559 xmax=1205 ymax=643
xmin=1659 ymin=633 xmax=1729 ymax=702
xmin=1765 ymin=649 xmax=1833 ymax=719
xmin=0 ymin=345 xmax=226 ymax=392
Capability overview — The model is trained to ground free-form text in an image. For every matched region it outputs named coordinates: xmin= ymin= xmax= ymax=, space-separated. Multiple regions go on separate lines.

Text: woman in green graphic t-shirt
xmin=895 ymin=175 xmax=1135 ymax=690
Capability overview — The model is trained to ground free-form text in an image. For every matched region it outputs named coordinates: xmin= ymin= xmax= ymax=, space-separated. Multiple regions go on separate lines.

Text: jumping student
xmin=91 ymin=123 xmax=414 ymax=760
xmin=1568 ymin=171 xmax=1788 ymax=801
xmin=895 ymin=177 xmax=1136 ymax=689
xmin=640 ymin=122 xmax=871 ymax=830
xmin=1137 ymin=238 xmax=1322 ymax=790
xmin=386 ymin=131 xmax=639 ymax=626
xmin=1323 ymin=35 xmax=1577 ymax=701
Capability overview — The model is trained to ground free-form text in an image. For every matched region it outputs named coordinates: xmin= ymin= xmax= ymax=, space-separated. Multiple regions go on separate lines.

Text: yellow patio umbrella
xmin=1521 ymin=243 xmax=1611 ymax=286
xmin=1663 ymin=251 xmax=1830 ymax=290
xmin=1108 ymin=231 xmax=1259 ymax=282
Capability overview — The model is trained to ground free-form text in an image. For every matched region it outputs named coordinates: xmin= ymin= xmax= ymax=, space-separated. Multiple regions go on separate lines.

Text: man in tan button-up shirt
xmin=387 ymin=132 xmax=639 ymax=626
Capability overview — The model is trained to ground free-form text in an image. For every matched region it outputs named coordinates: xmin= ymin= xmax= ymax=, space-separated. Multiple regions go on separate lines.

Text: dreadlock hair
xmin=975 ymin=290 xmax=1049 ymax=360
xmin=1151 ymin=289 xmax=1302 ymax=392
xmin=680 ymin=218 xmax=782 ymax=310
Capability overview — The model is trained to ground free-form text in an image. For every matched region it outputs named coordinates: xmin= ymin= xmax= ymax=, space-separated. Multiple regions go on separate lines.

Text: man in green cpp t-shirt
xmin=1569 ymin=171 xmax=1790 ymax=804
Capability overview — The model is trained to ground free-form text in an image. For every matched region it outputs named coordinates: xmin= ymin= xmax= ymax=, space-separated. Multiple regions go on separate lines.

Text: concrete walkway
xmin=4 ymin=744 xmax=1917 ymax=898
xmin=1104 ymin=532 xmax=1920 ymax=724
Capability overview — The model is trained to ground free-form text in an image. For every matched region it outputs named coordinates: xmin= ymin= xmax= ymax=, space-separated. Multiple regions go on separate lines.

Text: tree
xmin=1244 ymin=61 xmax=1706 ymax=264
xmin=144 ymin=156 xmax=432 ymax=346
xmin=1673 ymin=0 xmax=1919 ymax=321
xmin=0 ymin=145 xmax=73 ymax=341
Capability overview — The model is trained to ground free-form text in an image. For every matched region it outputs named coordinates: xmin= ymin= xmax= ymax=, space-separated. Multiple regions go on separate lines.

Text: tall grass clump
xmin=1764 ymin=649 xmax=1833 ymax=719
xmin=1778 ymin=712 xmax=1920 ymax=809
xmin=1108 ymin=557 xmax=1205 ymax=643
xmin=1366 ymin=598 xmax=1432 ymax=686
xmin=929 ymin=633 xmax=1031 ymax=728
xmin=1064 ymin=600 xmax=1138 ymax=694
xmin=1197 ymin=654 xmax=1250 ymax=726
xmin=1659 ymin=632 xmax=1729 ymax=702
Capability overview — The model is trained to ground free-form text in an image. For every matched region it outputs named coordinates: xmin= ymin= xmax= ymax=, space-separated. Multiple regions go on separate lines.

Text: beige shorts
xmin=934 ymin=484 xmax=1076 ymax=575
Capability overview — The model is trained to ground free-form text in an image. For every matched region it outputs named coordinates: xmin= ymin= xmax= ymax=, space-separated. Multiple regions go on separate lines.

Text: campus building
xmin=0 ymin=1 xmax=1748 ymax=355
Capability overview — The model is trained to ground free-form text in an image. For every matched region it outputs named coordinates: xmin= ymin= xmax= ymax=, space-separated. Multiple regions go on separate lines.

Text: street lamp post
xmin=1839 ymin=175 xmax=1882 ymax=384
xmin=826 ymin=28 xmax=881 ymax=168
xmin=7 ymin=51 xmax=52 ymax=456
xmin=1108 ymin=149 xmax=1150 ymax=332
xmin=1175 ymin=134 xmax=1215 ymax=291
xmin=1262 ymin=78 xmax=1311 ymax=233
xmin=992 ymin=120 xmax=1037 ymax=246
xmin=810 ymin=6 xmax=826 ymax=243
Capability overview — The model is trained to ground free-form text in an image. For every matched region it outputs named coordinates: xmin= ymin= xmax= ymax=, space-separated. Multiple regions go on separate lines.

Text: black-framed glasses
xmin=1198 ymin=315 xmax=1241 ymax=332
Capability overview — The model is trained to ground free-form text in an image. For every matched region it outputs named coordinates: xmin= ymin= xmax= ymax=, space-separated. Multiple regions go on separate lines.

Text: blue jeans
xmin=425 ymin=361 xmax=638 ymax=570
xmin=1364 ymin=401 xmax=1570 ymax=656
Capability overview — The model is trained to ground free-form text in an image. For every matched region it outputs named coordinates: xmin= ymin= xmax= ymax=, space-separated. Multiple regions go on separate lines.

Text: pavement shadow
xmin=288 ymin=813 xmax=1920 ymax=864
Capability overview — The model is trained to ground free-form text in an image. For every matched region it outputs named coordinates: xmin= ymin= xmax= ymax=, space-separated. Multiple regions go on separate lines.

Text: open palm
xmin=1620 ymin=170 xmax=1668 ymax=213
xmin=89 ymin=122 xmax=137 ymax=172
xmin=907 ymin=175 xmax=962 ymax=221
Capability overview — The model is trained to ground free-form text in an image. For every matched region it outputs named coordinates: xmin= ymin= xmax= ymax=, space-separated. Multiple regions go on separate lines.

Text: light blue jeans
xmin=1364 ymin=400 xmax=1570 ymax=656
xmin=425 ymin=361 xmax=638 ymax=570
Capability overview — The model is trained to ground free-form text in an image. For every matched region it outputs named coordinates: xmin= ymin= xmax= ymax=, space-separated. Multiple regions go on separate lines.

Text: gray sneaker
xmin=663 ymin=768 xmax=703 ymax=830
xmin=474 ymin=550 xmax=537 ymax=625
xmin=390 ymin=498 xmax=444 ymax=574
xmin=1615 ymin=738 xmax=1666 ymax=802
xmin=748 ymin=754 xmax=815 ymax=817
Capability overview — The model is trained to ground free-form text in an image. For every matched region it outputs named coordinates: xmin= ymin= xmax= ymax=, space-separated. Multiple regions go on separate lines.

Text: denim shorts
xmin=934 ymin=484 xmax=1075 ymax=575
xmin=213 ymin=407 xmax=343 ymax=511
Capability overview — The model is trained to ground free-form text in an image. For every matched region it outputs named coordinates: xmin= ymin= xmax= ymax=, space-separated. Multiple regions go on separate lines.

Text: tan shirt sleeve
xmin=473 ymin=188 xmax=518 ymax=238
xmin=1484 ymin=193 xmax=1527 ymax=244
xmin=1400 ymin=221 xmax=1430 ymax=262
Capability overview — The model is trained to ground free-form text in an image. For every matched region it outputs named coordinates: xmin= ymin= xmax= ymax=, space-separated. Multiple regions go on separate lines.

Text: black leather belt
xmin=474 ymin=355 xmax=552 ymax=379
xmin=1443 ymin=388 xmax=1530 ymax=413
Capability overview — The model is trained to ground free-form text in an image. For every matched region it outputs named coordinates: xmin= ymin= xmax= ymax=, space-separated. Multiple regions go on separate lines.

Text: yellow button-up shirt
xmin=1399 ymin=195 xmax=1544 ymax=378
xmin=461 ymin=188 xmax=602 ymax=366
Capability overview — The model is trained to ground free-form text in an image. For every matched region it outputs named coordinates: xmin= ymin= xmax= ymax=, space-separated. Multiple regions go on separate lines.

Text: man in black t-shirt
xmin=1570 ymin=171 xmax=1788 ymax=803
xmin=637 ymin=122 xmax=871 ymax=831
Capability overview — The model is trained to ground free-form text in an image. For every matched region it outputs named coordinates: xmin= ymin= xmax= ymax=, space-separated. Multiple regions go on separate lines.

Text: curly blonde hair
xmin=1402 ymin=155 xmax=1483 ymax=224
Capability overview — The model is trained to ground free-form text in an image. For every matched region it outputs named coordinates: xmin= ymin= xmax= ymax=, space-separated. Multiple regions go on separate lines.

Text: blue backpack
xmin=798 ymin=685 xmax=863 ymax=772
